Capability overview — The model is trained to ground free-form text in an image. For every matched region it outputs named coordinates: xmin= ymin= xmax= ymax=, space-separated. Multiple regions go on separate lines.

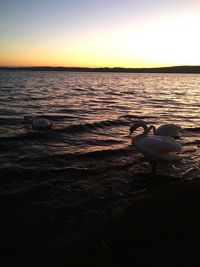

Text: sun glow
xmin=1 ymin=1 xmax=200 ymax=67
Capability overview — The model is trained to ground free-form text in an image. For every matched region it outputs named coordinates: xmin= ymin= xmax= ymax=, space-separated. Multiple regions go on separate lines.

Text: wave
xmin=62 ymin=119 xmax=129 ymax=133
xmin=0 ymin=115 xmax=144 ymax=140
xmin=1 ymin=115 xmax=199 ymax=146
xmin=184 ymin=127 xmax=200 ymax=132
xmin=120 ymin=114 xmax=158 ymax=120
xmin=60 ymin=115 xmax=158 ymax=133
xmin=0 ymin=145 xmax=132 ymax=188
xmin=21 ymin=146 xmax=131 ymax=163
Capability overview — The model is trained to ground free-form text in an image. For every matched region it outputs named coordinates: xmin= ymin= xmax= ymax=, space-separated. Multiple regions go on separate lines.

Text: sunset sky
xmin=1 ymin=0 xmax=200 ymax=68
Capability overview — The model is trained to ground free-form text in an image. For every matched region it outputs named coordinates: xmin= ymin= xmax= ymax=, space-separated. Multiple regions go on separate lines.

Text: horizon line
xmin=1 ymin=65 xmax=200 ymax=74
xmin=0 ymin=64 xmax=200 ymax=69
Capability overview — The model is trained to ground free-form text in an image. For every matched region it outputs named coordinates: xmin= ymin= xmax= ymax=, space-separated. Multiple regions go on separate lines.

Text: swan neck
xmin=135 ymin=124 xmax=149 ymax=138
xmin=141 ymin=124 xmax=149 ymax=136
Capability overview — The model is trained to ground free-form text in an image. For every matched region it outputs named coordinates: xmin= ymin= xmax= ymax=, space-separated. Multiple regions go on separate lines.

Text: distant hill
xmin=1 ymin=66 xmax=200 ymax=73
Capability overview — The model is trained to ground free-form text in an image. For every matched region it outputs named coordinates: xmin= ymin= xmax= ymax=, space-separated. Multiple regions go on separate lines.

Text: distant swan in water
xmin=149 ymin=123 xmax=183 ymax=139
xmin=129 ymin=121 xmax=183 ymax=173
xmin=24 ymin=116 xmax=53 ymax=129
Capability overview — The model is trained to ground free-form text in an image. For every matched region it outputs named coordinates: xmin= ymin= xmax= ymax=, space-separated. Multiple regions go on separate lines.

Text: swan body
xmin=132 ymin=135 xmax=182 ymax=162
xmin=129 ymin=122 xmax=183 ymax=173
xmin=149 ymin=123 xmax=183 ymax=139
xmin=24 ymin=116 xmax=52 ymax=129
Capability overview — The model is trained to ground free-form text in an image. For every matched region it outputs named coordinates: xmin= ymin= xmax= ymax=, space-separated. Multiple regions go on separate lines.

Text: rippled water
xmin=0 ymin=70 xmax=200 ymax=194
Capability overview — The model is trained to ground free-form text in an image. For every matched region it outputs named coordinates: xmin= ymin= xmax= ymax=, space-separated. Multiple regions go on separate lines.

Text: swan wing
xmin=134 ymin=136 xmax=181 ymax=154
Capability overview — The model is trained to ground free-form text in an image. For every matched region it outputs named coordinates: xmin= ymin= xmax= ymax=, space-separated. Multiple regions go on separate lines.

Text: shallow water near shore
xmin=0 ymin=70 xmax=200 ymax=196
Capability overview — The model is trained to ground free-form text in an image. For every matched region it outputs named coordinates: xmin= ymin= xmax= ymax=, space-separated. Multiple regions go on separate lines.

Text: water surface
xmin=0 ymin=71 xmax=200 ymax=194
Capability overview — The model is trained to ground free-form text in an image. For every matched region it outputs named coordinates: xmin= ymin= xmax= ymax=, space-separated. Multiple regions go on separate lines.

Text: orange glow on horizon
xmin=1 ymin=2 xmax=200 ymax=68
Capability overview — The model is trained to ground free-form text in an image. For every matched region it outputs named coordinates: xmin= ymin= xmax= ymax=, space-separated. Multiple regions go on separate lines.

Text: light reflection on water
xmin=0 ymin=71 xmax=200 ymax=191
xmin=0 ymin=72 xmax=200 ymax=125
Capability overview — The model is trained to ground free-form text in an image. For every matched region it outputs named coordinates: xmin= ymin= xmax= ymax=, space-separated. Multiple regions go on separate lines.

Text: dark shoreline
xmin=1 ymin=175 xmax=200 ymax=267
xmin=1 ymin=65 xmax=200 ymax=74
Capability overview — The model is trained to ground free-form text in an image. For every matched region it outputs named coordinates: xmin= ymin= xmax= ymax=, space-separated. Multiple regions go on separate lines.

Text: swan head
xmin=129 ymin=121 xmax=148 ymax=136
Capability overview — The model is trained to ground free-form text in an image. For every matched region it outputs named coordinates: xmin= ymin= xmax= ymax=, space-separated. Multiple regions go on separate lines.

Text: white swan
xmin=129 ymin=121 xmax=183 ymax=173
xmin=149 ymin=123 xmax=183 ymax=139
xmin=24 ymin=116 xmax=53 ymax=129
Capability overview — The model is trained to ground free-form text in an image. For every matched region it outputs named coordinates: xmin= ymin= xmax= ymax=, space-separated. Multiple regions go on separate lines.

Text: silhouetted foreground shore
xmin=1 ymin=65 xmax=200 ymax=73
xmin=1 ymin=175 xmax=200 ymax=267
